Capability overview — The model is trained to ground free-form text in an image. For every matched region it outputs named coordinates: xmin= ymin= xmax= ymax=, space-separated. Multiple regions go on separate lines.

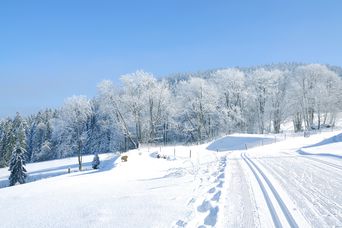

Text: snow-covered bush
xmin=92 ymin=153 xmax=100 ymax=169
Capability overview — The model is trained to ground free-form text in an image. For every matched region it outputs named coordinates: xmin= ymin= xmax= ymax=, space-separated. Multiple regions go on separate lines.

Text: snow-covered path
xmin=253 ymin=153 xmax=342 ymax=227
xmin=220 ymin=132 xmax=342 ymax=227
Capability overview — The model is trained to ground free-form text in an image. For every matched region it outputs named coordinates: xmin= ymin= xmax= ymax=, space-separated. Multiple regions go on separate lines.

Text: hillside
xmin=0 ymin=130 xmax=341 ymax=227
xmin=166 ymin=63 xmax=342 ymax=83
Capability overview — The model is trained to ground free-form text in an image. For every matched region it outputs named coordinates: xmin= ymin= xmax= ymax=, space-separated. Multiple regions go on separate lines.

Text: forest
xmin=1 ymin=63 xmax=341 ymax=167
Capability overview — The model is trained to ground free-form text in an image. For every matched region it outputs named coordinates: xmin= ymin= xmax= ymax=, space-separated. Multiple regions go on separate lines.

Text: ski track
xmin=256 ymin=155 xmax=342 ymax=227
xmin=299 ymin=155 xmax=342 ymax=171
xmin=241 ymin=153 xmax=283 ymax=227
xmin=244 ymin=153 xmax=299 ymax=228
xmin=176 ymin=144 xmax=342 ymax=227
xmin=2 ymin=132 xmax=342 ymax=227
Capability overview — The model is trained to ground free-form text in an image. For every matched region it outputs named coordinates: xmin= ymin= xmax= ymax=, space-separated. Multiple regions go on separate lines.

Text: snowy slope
xmin=0 ymin=144 xmax=222 ymax=228
xmin=0 ymin=131 xmax=341 ymax=227
xmin=218 ymin=131 xmax=342 ymax=227
xmin=300 ymin=133 xmax=342 ymax=157
xmin=0 ymin=153 xmax=117 ymax=188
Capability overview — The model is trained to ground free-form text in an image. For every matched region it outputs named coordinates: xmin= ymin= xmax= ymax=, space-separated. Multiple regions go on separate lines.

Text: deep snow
xmin=0 ymin=131 xmax=341 ymax=227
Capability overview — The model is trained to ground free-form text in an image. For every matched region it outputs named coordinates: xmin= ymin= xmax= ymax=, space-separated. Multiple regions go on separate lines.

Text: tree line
xmin=1 ymin=63 xmax=341 ymax=168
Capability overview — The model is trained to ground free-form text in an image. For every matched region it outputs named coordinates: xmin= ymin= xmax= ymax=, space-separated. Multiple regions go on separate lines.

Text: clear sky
xmin=1 ymin=0 xmax=342 ymax=117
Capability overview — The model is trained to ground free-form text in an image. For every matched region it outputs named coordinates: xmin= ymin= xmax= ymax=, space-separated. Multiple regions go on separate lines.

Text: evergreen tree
xmin=12 ymin=113 xmax=27 ymax=151
xmin=0 ymin=119 xmax=16 ymax=167
xmin=9 ymin=146 xmax=27 ymax=186
xmin=92 ymin=153 xmax=100 ymax=169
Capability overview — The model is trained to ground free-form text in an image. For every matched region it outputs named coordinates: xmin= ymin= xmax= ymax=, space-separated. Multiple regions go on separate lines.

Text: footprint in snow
xmin=216 ymin=181 xmax=224 ymax=188
xmin=204 ymin=206 xmax=219 ymax=226
xmin=211 ymin=191 xmax=221 ymax=202
xmin=208 ymin=187 xmax=216 ymax=193
xmin=197 ymin=200 xmax=212 ymax=212
xmin=218 ymin=173 xmax=225 ymax=179
xmin=211 ymin=171 xmax=218 ymax=177
xmin=175 ymin=220 xmax=187 ymax=227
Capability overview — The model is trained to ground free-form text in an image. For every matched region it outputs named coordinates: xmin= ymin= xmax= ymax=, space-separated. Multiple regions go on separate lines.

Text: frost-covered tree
xmin=1 ymin=63 xmax=341 ymax=163
xmin=120 ymin=71 xmax=150 ymax=143
xmin=290 ymin=64 xmax=342 ymax=130
xmin=120 ymin=71 xmax=174 ymax=144
xmin=246 ymin=69 xmax=269 ymax=133
xmin=176 ymin=77 xmax=219 ymax=143
xmin=59 ymin=96 xmax=92 ymax=171
xmin=268 ymin=70 xmax=288 ymax=133
xmin=150 ymin=80 xmax=174 ymax=145
xmin=210 ymin=68 xmax=246 ymax=133
xmin=97 ymin=80 xmax=136 ymax=151
xmin=26 ymin=110 xmax=53 ymax=162
xmin=9 ymin=146 xmax=27 ymax=186
xmin=12 ymin=112 xmax=27 ymax=151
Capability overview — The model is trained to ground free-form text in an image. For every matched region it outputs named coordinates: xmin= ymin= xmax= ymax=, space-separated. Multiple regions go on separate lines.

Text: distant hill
xmin=166 ymin=63 xmax=342 ymax=84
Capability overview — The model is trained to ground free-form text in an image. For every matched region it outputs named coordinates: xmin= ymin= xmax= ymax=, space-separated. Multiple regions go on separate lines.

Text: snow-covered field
xmin=0 ymin=130 xmax=341 ymax=227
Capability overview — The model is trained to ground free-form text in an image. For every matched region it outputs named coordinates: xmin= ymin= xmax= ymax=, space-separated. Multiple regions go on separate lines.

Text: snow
xmin=1 ymin=130 xmax=342 ymax=227
xmin=299 ymin=133 xmax=342 ymax=158
xmin=207 ymin=134 xmax=275 ymax=151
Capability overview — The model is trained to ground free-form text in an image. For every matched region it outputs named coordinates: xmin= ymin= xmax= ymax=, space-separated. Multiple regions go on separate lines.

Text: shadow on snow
xmin=207 ymin=136 xmax=274 ymax=152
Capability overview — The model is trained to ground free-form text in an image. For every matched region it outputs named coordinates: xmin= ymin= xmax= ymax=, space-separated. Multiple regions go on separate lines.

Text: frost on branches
xmin=0 ymin=63 xmax=341 ymax=165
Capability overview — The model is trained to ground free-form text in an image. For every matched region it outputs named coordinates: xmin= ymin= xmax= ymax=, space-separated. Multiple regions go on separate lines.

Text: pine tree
xmin=0 ymin=119 xmax=16 ymax=167
xmin=9 ymin=146 xmax=27 ymax=186
xmin=92 ymin=153 xmax=100 ymax=169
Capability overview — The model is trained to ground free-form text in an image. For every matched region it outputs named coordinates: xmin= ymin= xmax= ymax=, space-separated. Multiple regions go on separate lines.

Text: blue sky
xmin=1 ymin=0 xmax=342 ymax=117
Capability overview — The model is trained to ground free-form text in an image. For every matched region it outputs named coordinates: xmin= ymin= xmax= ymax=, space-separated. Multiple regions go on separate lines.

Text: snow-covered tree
xmin=1 ymin=63 xmax=341 ymax=164
xmin=247 ymin=69 xmax=285 ymax=133
xmin=290 ymin=64 xmax=342 ymax=130
xmin=26 ymin=110 xmax=53 ymax=162
xmin=12 ymin=112 xmax=27 ymax=151
xmin=120 ymin=71 xmax=150 ymax=143
xmin=176 ymin=77 xmax=219 ymax=143
xmin=120 ymin=71 xmax=174 ymax=144
xmin=0 ymin=119 xmax=16 ymax=167
xmin=210 ymin=68 xmax=246 ymax=133
xmin=59 ymin=96 xmax=92 ymax=171
xmin=8 ymin=113 xmax=28 ymax=186
xmin=9 ymin=146 xmax=27 ymax=186
xmin=97 ymin=80 xmax=136 ymax=151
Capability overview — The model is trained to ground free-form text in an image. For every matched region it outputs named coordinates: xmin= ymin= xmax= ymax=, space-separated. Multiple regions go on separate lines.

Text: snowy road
xmin=221 ymin=136 xmax=342 ymax=227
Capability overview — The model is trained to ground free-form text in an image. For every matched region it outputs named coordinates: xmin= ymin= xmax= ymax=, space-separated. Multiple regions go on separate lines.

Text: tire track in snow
xmin=244 ymin=153 xmax=299 ymax=228
xmin=241 ymin=153 xmax=282 ymax=227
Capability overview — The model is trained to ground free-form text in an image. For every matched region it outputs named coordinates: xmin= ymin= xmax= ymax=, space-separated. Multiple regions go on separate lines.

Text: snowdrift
xmin=299 ymin=133 xmax=342 ymax=158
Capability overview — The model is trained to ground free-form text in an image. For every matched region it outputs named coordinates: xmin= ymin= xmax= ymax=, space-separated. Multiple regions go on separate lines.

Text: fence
xmin=244 ymin=126 xmax=339 ymax=150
